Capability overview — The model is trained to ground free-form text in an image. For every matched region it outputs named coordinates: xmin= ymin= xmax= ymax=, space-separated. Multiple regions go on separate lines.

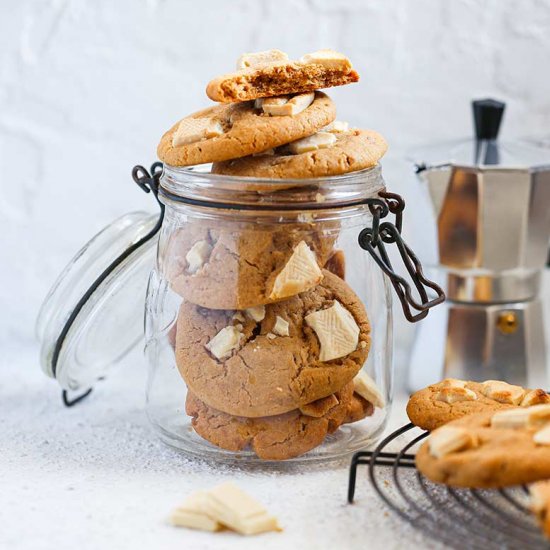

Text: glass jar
xmin=36 ymin=162 xmax=443 ymax=463
xmin=145 ymin=164 xmax=393 ymax=463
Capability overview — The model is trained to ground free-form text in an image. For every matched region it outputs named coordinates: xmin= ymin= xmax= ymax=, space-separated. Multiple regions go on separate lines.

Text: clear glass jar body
xmin=145 ymin=165 xmax=393 ymax=463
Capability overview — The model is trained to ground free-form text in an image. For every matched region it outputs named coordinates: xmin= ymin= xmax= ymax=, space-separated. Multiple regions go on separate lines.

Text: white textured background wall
xmin=2 ymin=0 xmax=550 ymax=373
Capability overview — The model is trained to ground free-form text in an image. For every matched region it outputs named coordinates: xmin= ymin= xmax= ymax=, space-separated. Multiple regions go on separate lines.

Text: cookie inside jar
xmin=147 ymin=48 xmax=392 ymax=462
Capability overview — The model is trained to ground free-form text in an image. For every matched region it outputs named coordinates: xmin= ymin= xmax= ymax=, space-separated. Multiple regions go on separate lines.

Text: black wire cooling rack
xmin=348 ymin=423 xmax=549 ymax=550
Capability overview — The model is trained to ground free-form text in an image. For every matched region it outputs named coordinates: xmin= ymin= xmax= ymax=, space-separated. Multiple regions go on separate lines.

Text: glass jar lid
xmin=36 ymin=211 xmax=159 ymax=399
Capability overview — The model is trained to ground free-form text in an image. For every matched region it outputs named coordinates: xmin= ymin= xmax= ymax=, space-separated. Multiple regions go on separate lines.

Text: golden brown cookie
xmin=407 ymin=378 xmax=550 ymax=431
xmin=325 ymin=249 xmax=346 ymax=280
xmin=206 ymin=49 xmax=359 ymax=103
xmin=186 ymin=382 xmax=373 ymax=460
xmin=165 ymin=221 xmax=338 ymax=310
xmin=212 ymin=129 xmax=387 ymax=179
xmin=530 ymin=481 xmax=550 ymax=539
xmin=175 ymin=270 xmax=371 ymax=417
xmin=157 ymin=92 xmax=335 ymax=167
xmin=416 ymin=407 xmax=550 ymax=488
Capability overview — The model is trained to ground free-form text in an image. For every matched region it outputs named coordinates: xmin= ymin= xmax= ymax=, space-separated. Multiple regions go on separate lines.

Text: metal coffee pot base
xmin=409 ymin=298 xmax=547 ymax=392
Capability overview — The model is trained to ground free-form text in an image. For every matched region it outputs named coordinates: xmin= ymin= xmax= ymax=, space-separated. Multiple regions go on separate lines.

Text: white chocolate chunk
xmin=252 ymin=148 xmax=275 ymax=157
xmin=306 ymin=300 xmax=360 ymax=362
xmin=323 ymin=120 xmax=349 ymax=133
xmin=529 ymin=481 xmax=550 ymax=514
xmin=262 ymin=92 xmax=314 ymax=116
xmin=205 ymin=326 xmax=242 ymax=360
xmin=205 ymin=482 xmax=281 ymax=536
xmin=185 ymin=240 xmax=212 ymax=274
xmin=439 ymin=378 xmax=467 ymax=389
xmin=266 ymin=332 xmax=277 ymax=340
xmin=245 ymin=305 xmax=266 ymax=322
xmin=353 ymin=371 xmax=385 ymax=408
xmin=272 ymin=316 xmax=289 ymax=337
xmin=299 ymin=49 xmax=352 ymax=71
xmin=232 ymin=311 xmax=246 ymax=323
xmin=171 ymin=491 xmax=222 ymax=532
xmin=521 ymin=389 xmax=550 ymax=407
xmin=428 ymin=426 xmax=475 ymax=458
xmin=491 ymin=404 xmax=550 ymax=429
xmin=285 ymin=131 xmax=337 ymax=154
xmin=534 ymin=424 xmax=550 ymax=445
xmin=237 ymin=49 xmax=289 ymax=70
xmin=435 ymin=387 xmax=477 ymax=404
xmin=269 ymin=241 xmax=323 ymax=300
xmin=172 ymin=117 xmax=224 ymax=147
xmin=480 ymin=380 xmax=525 ymax=405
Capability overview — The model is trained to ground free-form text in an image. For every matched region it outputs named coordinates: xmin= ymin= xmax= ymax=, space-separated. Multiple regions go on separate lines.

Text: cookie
xmin=206 ymin=49 xmax=359 ymax=103
xmin=175 ymin=270 xmax=371 ymax=417
xmin=416 ymin=406 xmax=550 ymax=488
xmin=407 ymin=378 xmax=550 ymax=431
xmin=325 ymin=249 xmax=346 ymax=280
xmin=165 ymin=222 xmax=338 ymax=310
xmin=530 ymin=481 xmax=550 ymax=539
xmin=157 ymin=92 xmax=335 ymax=167
xmin=212 ymin=129 xmax=387 ymax=179
xmin=186 ymin=381 xmax=372 ymax=460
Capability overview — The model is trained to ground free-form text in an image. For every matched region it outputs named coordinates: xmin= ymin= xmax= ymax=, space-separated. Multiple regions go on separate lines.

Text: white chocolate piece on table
xmin=185 ymin=240 xmax=212 ymax=274
xmin=205 ymin=326 xmax=242 ymax=360
xmin=237 ymin=49 xmax=289 ymax=70
xmin=205 ymin=482 xmax=281 ymax=536
xmin=353 ymin=371 xmax=385 ymax=408
xmin=435 ymin=387 xmax=477 ymax=404
xmin=286 ymin=131 xmax=337 ymax=154
xmin=272 ymin=316 xmax=289 ymax=336
xmin=305 ymin=300 xmax=360 ymax=362
xmin=172 ymin=117 xmax=224 ymax=147
xmin=480 ymin=380 xmax=525 ymax=405
xmin=171 ymin=491 xmax=222 ymax=532
xmin=428 ymin=426 xmax=476 ymax=458
xmin=269 ymin=241 xmax=323 ymax=300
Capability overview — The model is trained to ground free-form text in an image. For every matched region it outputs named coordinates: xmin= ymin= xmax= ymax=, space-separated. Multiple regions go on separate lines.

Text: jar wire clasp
xmin=358 ymin=191 xmax=445 ymax=322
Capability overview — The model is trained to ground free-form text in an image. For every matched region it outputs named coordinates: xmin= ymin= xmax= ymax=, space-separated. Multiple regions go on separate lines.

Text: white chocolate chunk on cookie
xmin=172 ymin=117 xmax=224 ymax=147
xmin=171 ymin=491 xmax=222 ymax=532
xmin=269 ymin=241 xmax=323 ymax=300
xmin=439 ymin=378 xmax=467 ymax=389
xmin=245 ymin=305 xmax=266 ymax=322
xmin=205 ymin=482 xmax=281 ymax=536
xmin=491 ymin=408 xmax=530 ymax=429
xmin=237 ymin=49 xmax=289 ymax=70
xmin=480 ymin=380 xmax=525 ymax=405
xmin=534 ymin=425 xmax=550 ymax=446
xmin=185 ymin=240 xmax=212 ymax=274
xmin=323 ymin=120 xmax=349 ymax=133
xmin=262 ymin=92 xmax=315 ymax=116
xmin=285 ymin=131 xmax=337 ymax=154
xmin=491 ymin=404 xmax=550 ymax=429
xmin=299 ymin=49 xmax=352 ymax=72
xmin=353 ymin=371 xmax=385 ymax=408
xmin=435 ymin=387 xmax=477 ymax=404
xmin=272 ymin=316 xmax=289 ymax=336
xmin=205 ymin=326 xmax=242 ymax=360
xmin=428 ymin=426 xmax=476 ymax=458
xmin=306 ymin=300 xmax=360 ymax=362
xmin=521 ymin=389 xmax=550 ymax=407
xmin=529 ymin=481 xmax=550 ymax=514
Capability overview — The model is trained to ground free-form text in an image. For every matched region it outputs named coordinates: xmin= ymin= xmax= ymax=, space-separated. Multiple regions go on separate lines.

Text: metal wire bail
xmin=358 ymin=191 xmax=445 ymax=322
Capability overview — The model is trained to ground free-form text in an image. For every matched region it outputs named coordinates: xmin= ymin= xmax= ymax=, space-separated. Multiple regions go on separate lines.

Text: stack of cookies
xmin=157 ymin=49 xmax=388 ymax=460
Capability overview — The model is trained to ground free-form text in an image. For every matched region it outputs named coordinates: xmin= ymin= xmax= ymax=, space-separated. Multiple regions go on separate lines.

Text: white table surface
xmin=1 ymin=345 xmax=441 ymax=550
